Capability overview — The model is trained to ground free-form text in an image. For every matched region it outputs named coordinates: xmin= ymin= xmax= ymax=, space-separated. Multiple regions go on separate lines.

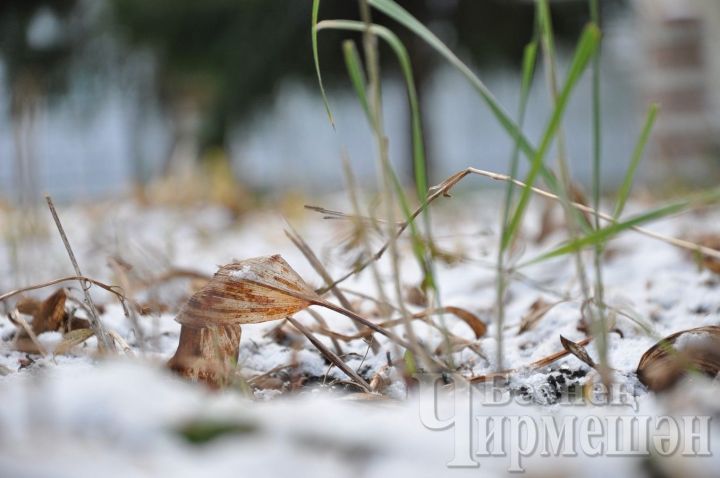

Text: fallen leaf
xmin=175 ymin=255 xmax=317 ymax=329
xmin=560 ymin=335 xmax=597 ymax=369
xmin=636 ymin=325 xmax=720 ymax=392
xmin=32 ymin=289 xmax=68 ymax=333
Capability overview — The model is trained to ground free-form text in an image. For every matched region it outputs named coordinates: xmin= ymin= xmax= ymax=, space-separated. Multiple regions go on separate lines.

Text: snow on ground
xmin=1 ymin=193 xmax=719 ymax=476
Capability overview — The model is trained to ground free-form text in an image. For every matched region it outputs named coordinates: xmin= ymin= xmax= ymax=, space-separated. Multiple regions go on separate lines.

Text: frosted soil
xmin=0 ymin=193 xmax=719 ymax=477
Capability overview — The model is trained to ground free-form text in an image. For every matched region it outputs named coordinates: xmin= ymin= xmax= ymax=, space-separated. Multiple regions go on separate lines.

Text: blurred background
xmin=1 ymin=0 xmax=720 ymax=206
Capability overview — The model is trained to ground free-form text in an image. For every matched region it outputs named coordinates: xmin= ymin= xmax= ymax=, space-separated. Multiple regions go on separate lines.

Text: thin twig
xmin=287 ymin=317 xmax=371 ymax=392
xmin=45 ymin=196 xmax=114 ymax=352
xmin=0 ymin=275 xmax=126 ymax=303
xmin=313 ymin=167 xmax=720 ymax=293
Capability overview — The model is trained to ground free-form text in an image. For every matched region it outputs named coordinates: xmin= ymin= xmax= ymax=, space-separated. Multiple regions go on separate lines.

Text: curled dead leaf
xmin=176 ymin=255 xmax=317 ymax=329
xmin=559 ymin=335 xmax=597 ymax=370
xmin=636 ymin=325 xmax=720 ymax=392
xmin=169 ymin=255 xmax=319 ymax=387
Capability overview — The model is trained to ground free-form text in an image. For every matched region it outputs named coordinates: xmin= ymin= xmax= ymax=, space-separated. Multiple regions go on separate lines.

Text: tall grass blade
xmin=320 ymin=20 xmax=428 ymax=203
xmin=503 ymin=24 xmax=600 ymax=251
xmin=342 ymin=40 xmax=372 ymax=123
xmin=535 ymin=0 xmax=594 ymax=239
xmin=588 ymin=0 xmax=609 ymax=377
xmin=318 ymin=19 xmax=436 ymax=290
xmin=367 ymin=0 xmax=562 ymax=194
xmin=613 ymin=103 xmax=660 ymax=219
xmin=312 ymin=0 xmax=334 ymax=127
xmin=589 ymin=0 xmax=602 ymax=230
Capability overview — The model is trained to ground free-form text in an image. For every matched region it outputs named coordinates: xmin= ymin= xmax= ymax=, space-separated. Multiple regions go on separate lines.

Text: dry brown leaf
xmin=32 ymin=289 xmax=67 ymax=333
xmin=14 ymin=290 xmax=91 ymax=347
xmin=16 ymin=296 xmax=41 ymax=316
xmin=54 ymin=328 xmax=94 ymax=355
xmin=441 ymin=306 xmax=487 ymax=339
xmin=168 ymin=324 xmax=243 ymax=388
xmin=636 ymin=325 xmax=720 ymax=392
xmin=518 ymin=298 xmax=557 ymax=335
xmin=176 ymin=255 xmax=317 ymax=329
xmin=560 ymin=335 xmax=597 ymax=369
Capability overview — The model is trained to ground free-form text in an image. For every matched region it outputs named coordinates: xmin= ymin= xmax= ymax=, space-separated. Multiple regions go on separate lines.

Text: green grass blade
xmin=589 ymin=0 xmax=601 ymax=230
xmin=613 ymin=103 xmax=660 ymax=219
xmin=521 ymin=43 xmax=539 ymax=100
xmin=500 ymin=40 xmax=538 ymax=245
xmin=535 ymin=0 xmax=595 ymax=239
xmin=342 ymin=40 xmax=372 ymax=123
xmin=502 ymin=24 xmax=600 ymax=251
xmin=320 ymin=20 xmax=429 ymax=203
xmin=312 ymin=0 xmax=334 ymax=127
xmin=522 ymin=187 xmax=720 ymax=266
xmin=367 ymin=0 xmax=562 ymax=194
xmin=318 ymin=19 xmax=435 ymax=288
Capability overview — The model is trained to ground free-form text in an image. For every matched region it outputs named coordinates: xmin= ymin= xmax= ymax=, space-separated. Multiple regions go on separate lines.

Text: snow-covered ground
xmin=0 ymin=193 xmax=719 ymax=477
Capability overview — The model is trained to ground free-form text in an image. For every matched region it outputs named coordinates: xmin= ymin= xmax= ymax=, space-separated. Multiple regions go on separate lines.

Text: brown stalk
xmin=45 ymin=196 xmax=114 ymax=352
xmin=168 ymin=323 xmax=242 ymax=388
